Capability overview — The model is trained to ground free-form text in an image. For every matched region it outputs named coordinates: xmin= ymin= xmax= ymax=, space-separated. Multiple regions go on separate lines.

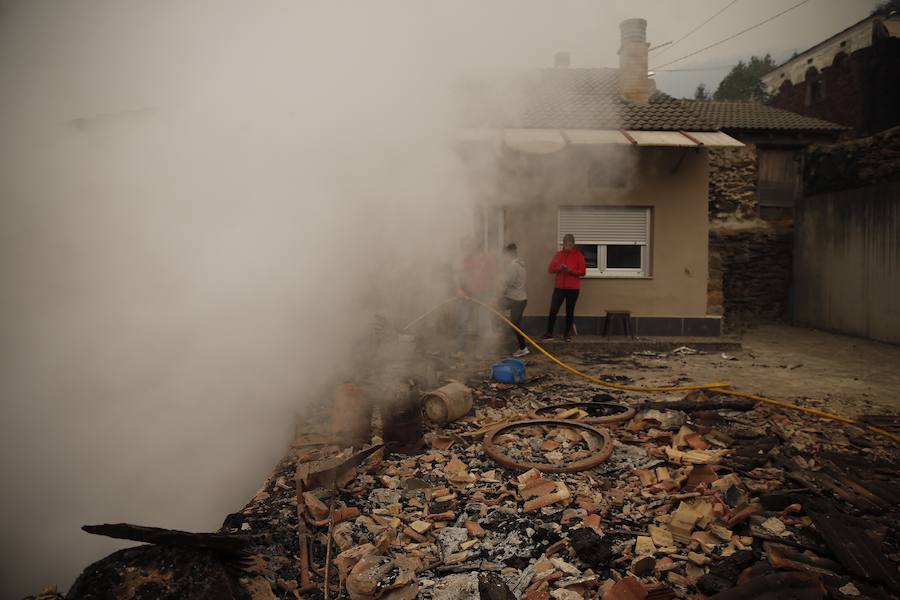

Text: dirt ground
xmin=539 ymin=324 xmax=900 ymax=420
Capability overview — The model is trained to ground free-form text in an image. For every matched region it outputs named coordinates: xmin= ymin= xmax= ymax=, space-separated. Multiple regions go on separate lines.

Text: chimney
xmin=618 ymin=18 xmax=651 ymax=103
xmin=554 ymin=51 xmax=571 ymax=68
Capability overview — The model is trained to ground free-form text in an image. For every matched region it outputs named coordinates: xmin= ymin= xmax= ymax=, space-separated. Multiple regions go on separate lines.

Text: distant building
xmin=761 ymin=13 xmax=900 ymax=137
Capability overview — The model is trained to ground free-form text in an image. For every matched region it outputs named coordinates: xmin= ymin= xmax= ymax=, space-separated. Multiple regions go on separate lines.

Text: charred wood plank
xmin=858 ymin=479 xmax=900 ymax=505
xmin=820 ymin=466 xmax=890 ymax=510
xmin=803 ymin=470 xmax=882 ymax=513
xmin=295 ymin=443 xmax=383 ymax=491
xmin=82 ymin=523 xmax=263 ymax=552
xmin=808 ymin=508 xmax=900 ymax=594
xmin=763 ymin=542 xmax=841 ymax=576
xmin=817 ymin=450 xmax=899 ymax=478
xmin=748 ymin=525 xmax=829 ymax=555
xmin=696 ymin=550 xmax=757 ymax=596
xmin=708 ymin=571 xmax=826 ymax=600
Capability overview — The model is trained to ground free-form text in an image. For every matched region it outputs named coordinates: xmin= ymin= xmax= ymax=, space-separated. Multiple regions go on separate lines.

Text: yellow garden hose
xmin=465 ymin=297 xmax=732 ymax=394
xmin=405 ymin=296 xmax=900 ymax=444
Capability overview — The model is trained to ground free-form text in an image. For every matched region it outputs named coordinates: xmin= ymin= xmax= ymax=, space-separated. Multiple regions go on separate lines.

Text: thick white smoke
xmin=0 ymin=0 xmax=648 ymax=595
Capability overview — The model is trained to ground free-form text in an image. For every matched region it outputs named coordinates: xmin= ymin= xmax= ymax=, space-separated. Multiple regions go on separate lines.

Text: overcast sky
xmin=504 ymin=0 xmax=882 ymax=98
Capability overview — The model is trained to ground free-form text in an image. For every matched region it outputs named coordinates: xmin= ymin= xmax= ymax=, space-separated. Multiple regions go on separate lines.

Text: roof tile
xmin=679 ymin=99 xmax=846 ymax=131
xmin=461 ymin=68 xmax=716 ymax=132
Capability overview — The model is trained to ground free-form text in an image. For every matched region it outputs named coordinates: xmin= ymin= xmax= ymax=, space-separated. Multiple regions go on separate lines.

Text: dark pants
xmin=500 ymin=297 xmax=528 ymax=349
xmin=546 ymin=288 xmax=579 ymax=336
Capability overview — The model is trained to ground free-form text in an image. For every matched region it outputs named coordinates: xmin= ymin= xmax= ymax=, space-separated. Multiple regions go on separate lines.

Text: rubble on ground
xmin=44 ymin=348 xmax=900 ymax=599
xmin=220 ymin=351 xmax=899 ymax=600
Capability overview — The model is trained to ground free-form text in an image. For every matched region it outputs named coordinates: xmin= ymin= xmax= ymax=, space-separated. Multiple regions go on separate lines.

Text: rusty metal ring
xmin=483 ymin=419 xmax=614 ymax=473
xmin=530 ymin=402 xmax=636 ymax=425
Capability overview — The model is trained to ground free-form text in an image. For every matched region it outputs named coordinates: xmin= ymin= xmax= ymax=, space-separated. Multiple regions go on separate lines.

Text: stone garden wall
xmin=708 ymin=227 xmax=793 ymax=329
xmin=708 ymin=145 xmax=759 ymax=222
xmin=706 ymin=145 xmax=792 ymax=329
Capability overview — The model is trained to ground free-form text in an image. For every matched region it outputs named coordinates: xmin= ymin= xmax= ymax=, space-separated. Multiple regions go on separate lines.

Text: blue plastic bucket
xmin=491 ymin=358 xmax=526 ymax=384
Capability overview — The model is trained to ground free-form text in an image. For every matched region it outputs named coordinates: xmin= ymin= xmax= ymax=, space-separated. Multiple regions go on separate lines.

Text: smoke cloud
xmin=0 ymin=1 xmax=638 ymax=595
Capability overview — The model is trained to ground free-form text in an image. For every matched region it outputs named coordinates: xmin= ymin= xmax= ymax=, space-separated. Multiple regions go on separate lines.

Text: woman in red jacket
xmin=541 ymin=233 xmax=586 ymax=341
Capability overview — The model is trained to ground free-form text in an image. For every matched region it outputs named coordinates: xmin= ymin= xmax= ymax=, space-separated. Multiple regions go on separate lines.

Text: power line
xmin=655 ymin=65 xmax=734 ymax=72
xmin=652 ymin=0 xmax=741 ymax=58
xmin=651 ymin=0 xmax=813 ymax=70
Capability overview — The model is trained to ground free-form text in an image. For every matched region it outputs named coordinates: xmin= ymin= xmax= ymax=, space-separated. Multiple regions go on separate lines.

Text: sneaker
xmin=512 ymin=347 xmax=530 ymax=358
xmin=563 ymin=334 xmax=572 ymax=342
xmin=539 ymin=333 xmax=554 ymax=341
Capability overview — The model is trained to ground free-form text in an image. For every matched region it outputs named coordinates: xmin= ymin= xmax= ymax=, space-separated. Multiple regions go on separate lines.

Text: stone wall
xmin=708 ymin=226 xmax=793 ymax=329
xmin=708 ymin=145 xmax=758 ymax=221
xmin=706 ymin=146 xmax=793 ymax=328
xmin=804 ymin=125 xmax=900 ymax=196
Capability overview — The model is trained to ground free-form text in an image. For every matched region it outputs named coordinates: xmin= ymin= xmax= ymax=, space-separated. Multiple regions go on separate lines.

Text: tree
xmin=713 ymin=54 xmax=777 ymax=101
xmin=871 ymin=0 xmax=900 ymax=16
xmin=693 ymin=83 xmax=710 ymax=100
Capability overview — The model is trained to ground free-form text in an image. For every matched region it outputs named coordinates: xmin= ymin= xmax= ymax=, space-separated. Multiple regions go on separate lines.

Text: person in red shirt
xmin=541 ymin=233 xmax=586 ymax=341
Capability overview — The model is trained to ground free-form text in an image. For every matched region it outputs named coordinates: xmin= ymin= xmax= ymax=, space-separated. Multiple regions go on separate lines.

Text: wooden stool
xmin=603 ymin=310 xmax=633 ymax=338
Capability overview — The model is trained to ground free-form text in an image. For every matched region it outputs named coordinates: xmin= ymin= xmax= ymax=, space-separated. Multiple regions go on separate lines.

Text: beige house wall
xmin=499 ymin=146 xmax=710 ymax=318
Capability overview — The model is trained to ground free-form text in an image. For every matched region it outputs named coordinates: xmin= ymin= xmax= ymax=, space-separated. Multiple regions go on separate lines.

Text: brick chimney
xmin=618 ymin=18 xmax=651 ymax=103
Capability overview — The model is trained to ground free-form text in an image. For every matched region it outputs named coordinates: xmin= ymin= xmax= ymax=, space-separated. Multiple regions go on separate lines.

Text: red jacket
xmin=548 ymin=248 xmax=586 ymax=290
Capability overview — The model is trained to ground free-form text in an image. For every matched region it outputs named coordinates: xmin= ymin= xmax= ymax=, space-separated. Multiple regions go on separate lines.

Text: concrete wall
xmin=794 ymin=180 xmax=900 ymax=343
xmin=500 ymin=146 xmax=710 ymax=319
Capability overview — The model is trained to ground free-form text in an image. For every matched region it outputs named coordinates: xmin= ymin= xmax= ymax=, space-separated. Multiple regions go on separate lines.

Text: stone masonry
xmin=706 ymin=145 xmax=793 ymax=329
xmin=708 ymin=145 xmax=759 ymax=221
xmin=804 ymin=125 xmax=900 ymax=196
xmin=708 ymin=227 xmax=793 ymax=329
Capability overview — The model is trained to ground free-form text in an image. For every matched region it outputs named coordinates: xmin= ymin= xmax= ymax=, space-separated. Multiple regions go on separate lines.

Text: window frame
xmin=558 ymin=206 xmax=652 ymax=279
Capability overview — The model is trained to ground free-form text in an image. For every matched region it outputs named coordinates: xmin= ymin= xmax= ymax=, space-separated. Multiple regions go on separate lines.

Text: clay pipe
xmin=302 ymin=506 xmax=360 ymax=528
xmin=297 ymin=533 xmax=318 ymax=595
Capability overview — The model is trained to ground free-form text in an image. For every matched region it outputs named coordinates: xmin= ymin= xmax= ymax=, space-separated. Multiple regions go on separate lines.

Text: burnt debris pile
xmin=35 ymin=347 xmax=900 ymax=600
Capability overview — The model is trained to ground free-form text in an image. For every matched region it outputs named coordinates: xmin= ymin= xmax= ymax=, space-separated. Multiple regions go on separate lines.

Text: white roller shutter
xmin=559 ymin=206 xmax=650 ymax=244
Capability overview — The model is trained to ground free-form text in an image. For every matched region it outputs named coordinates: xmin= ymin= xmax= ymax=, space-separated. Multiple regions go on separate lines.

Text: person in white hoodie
xmin=497 ymin=243 xmax=529 ymax=357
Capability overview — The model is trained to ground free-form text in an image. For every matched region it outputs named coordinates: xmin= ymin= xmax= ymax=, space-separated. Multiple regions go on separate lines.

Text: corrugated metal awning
xmin=457 ymin=128 xmax=743 ymax=153
xmin=684 ymin=131 xmax=745 ymax=147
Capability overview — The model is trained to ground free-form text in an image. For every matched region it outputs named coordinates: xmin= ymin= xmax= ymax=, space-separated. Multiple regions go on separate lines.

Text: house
xmin=760 ymin=12 xmax=900 ymax=137
xmin=457 ymin=19 xmax=744 ymax=337
xmin=676 ymin=100 xmax=845 ymax=326
xmin=680 ymin=99 xmax=845 ymax=220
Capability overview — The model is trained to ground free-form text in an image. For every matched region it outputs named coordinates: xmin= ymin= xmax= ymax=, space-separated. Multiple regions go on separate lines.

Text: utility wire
xmin=651 ymin=0 xmax=813 ymax=70
xmin=652 ymin=0 xmax=741 ymax=58
xmin=656 ymin=65 xmax=734 ymax=72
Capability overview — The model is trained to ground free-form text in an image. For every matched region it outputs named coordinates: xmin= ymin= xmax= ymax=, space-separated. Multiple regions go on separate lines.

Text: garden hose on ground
xmin=404 ymin=296 xmax=900 ymax=444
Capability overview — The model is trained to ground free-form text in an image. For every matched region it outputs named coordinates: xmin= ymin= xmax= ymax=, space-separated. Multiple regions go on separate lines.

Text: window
xmin=806 ymin=78 xmax=825 ymax=105
xmin=559 ymin=206 xmax=651 ymax=277
xmin=803 ymin=67 xmax=822 ymax=106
